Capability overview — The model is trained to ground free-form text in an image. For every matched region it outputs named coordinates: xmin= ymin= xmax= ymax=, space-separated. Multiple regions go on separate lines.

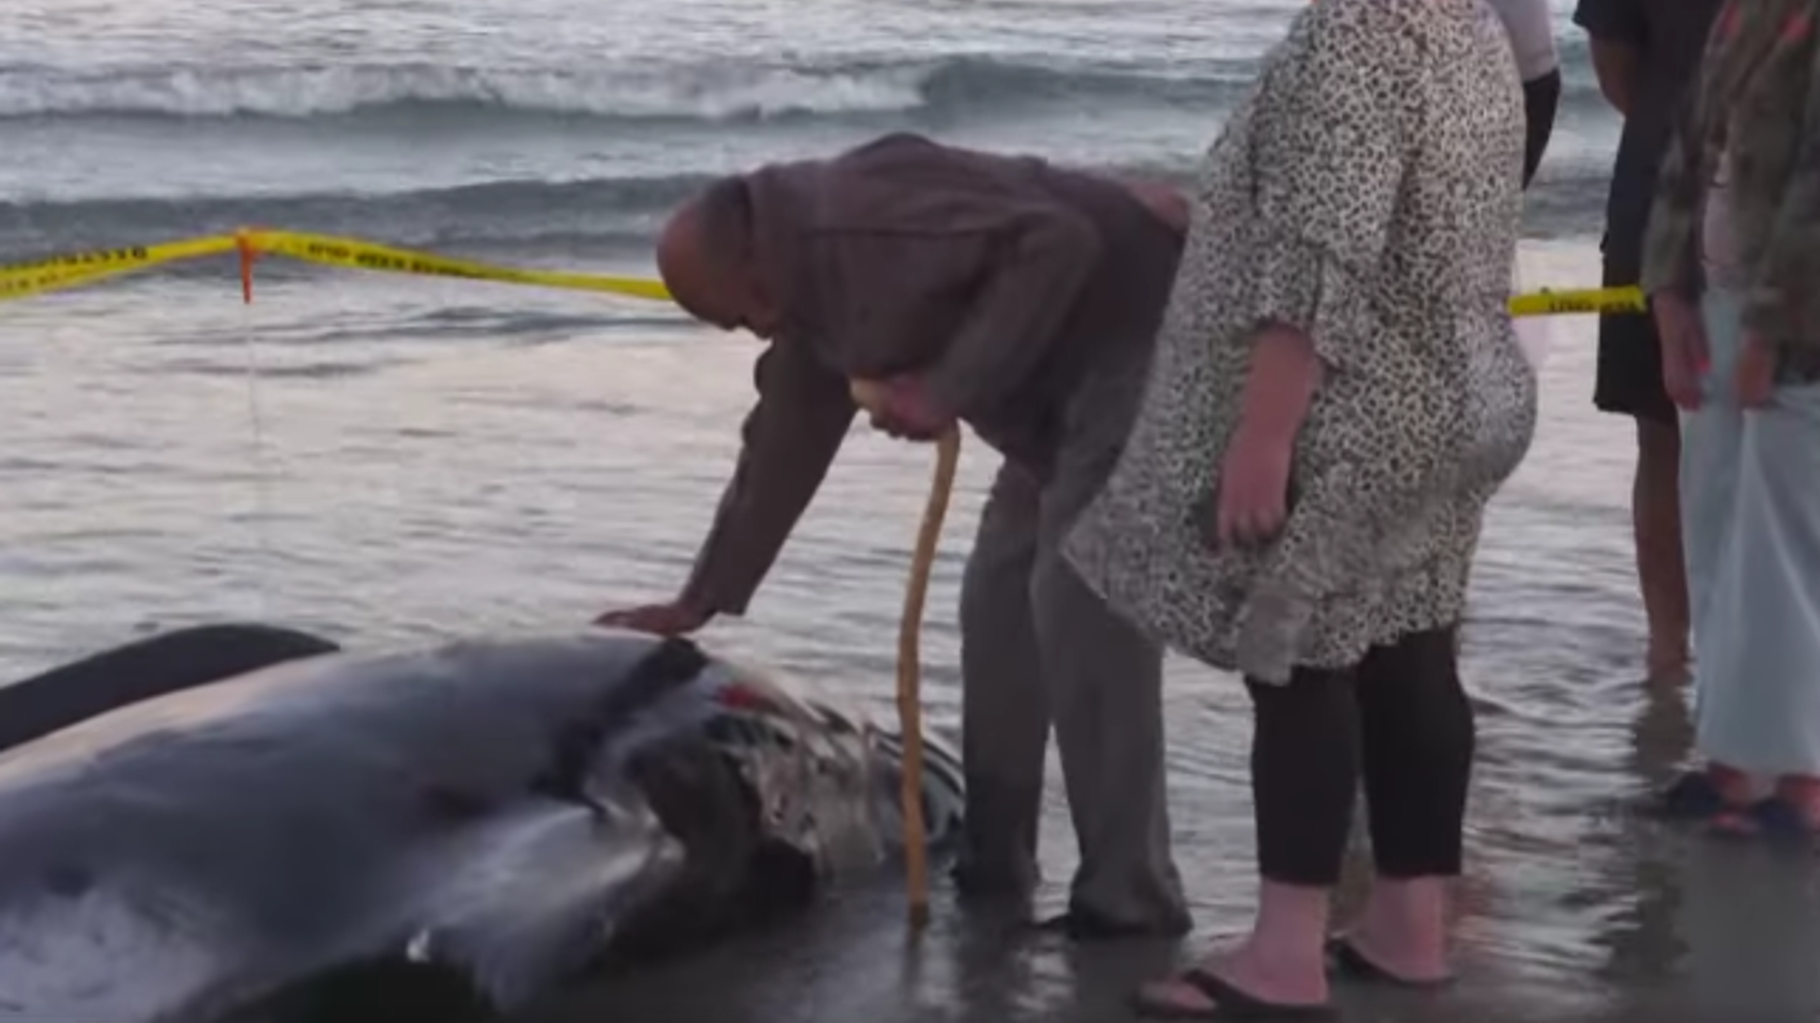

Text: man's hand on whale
xmin=595 ymin=600 xmax=714 ymax=636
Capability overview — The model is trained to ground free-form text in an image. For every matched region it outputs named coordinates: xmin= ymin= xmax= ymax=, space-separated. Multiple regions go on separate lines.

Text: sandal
xmin=1707 ymin=797 xmax=1820 ymax=846
xmin=1646 ymin=770 xmax=1736 ymax=820
xmin=1131 ymin=966 xmax=1336 ymax=1020
xmin=1325 ymin=936 xmax=1453 ymax=988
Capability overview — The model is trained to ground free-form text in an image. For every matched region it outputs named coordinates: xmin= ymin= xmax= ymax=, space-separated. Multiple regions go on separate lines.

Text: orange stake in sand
xmin=235 ymin=228 xmax=261 ymax=304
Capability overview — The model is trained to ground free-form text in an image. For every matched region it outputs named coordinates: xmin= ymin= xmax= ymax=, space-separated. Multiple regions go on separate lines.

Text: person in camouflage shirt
xmin=1640 ymin=0 xmax=1820 ymax=841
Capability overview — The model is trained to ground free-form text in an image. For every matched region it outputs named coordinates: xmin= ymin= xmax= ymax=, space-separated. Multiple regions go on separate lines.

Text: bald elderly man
xmin=600 ymin=132 xmax=1191 ymax=939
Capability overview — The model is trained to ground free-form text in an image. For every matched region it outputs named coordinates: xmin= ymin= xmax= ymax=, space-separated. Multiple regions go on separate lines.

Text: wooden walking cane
xmin=849 ymin=380 xmax=960 ymax=929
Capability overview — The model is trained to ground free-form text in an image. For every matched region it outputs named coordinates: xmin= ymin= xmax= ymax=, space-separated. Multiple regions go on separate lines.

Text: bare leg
xmin=1636 ymin=417 xmax=1690 ymax=678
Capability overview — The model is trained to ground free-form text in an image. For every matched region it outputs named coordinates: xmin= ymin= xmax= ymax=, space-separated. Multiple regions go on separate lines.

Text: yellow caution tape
xmin=1509 ymin=285 xmax=1645 ymax=318
xmin=0 ymin=267 xmax=108 ymax=302
xmin=1 ymin=226 xmax=1648 ymax=320
xmin=239 ymin=229 xmax=673 ymax=302
xmin=0 ymin=236 xmax=239 ymax=302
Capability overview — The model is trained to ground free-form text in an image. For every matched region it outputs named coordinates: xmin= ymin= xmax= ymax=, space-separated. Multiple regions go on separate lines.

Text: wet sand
xmin=512 ymin=242 xmax=1820 ymax=1023
xmin=3 ymin=241 xmax=1819 ymax=1021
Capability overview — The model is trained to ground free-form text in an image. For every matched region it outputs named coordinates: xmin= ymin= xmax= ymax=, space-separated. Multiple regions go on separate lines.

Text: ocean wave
xmin=0 ymin=33 xmax=1610 ymax=126
xmin=0 ymin=160 xmax=1195 ymax=269
xmin=0 ymin=175 xmax=713 ymax=261
xmin=0 ymin=157 xmax=1616 ymax=273
xmin=0 ymin=56 xmax=1244 ymax=123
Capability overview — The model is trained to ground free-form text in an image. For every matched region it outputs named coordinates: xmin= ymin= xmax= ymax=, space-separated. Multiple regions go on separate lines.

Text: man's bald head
xmin=658 ymin=176 xmax=781 ymax=340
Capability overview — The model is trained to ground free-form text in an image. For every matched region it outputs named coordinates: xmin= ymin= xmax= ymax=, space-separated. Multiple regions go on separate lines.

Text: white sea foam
xmin=0 ymin=62 xmax=931 ymax=120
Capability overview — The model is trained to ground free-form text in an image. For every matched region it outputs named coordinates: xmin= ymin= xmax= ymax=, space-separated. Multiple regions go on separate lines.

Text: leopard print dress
xmin=1061 ymin=0 xmax=1537 ymax=685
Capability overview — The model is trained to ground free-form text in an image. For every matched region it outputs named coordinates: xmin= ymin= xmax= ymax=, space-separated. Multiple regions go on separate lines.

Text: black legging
xmin=1247 ymin=625 xmax=1475 ymax=887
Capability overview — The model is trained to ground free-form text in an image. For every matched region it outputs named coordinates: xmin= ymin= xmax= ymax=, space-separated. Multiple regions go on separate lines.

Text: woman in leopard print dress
xmin=1061 ymin=0 xmax=1535 ymax=1014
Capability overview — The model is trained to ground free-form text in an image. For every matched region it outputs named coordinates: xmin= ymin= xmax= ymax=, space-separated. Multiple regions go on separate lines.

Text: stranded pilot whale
xmin=0 ymin=625 xmax=965 ymax=1023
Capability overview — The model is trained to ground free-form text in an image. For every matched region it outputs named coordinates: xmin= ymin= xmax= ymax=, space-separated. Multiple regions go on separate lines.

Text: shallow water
xmin=5 ymin=243 xmax=1820 ymax=1021
xmin=5 ymin=0 xmax=1820 ymax=1017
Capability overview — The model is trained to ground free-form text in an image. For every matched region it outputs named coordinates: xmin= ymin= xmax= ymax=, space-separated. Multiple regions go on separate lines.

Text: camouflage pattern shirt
xmin=1641 ymin=0 xmax=1820 ymax=380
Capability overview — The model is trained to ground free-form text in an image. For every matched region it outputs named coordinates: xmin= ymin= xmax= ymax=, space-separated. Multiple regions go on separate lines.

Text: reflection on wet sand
xmin=1591 ymin=671 xmax=1695 ymax=995
xmin=516 ymin=797 xmax=1767 ymax=1020
xmin=506 ymin=671 xmax=1817 ymax=1023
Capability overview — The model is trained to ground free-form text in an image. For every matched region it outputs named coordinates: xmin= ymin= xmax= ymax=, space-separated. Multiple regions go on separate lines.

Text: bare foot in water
xmin=1708 ymin=775 xmax=1820 ymax=842
xmin=1778 ymin=776 xmax=1820 ymax=820
xmin=1331 ymin=877 xmax=1452 ymax=986
xmin=1132 ymin=883 xmax=1335 ymax=1018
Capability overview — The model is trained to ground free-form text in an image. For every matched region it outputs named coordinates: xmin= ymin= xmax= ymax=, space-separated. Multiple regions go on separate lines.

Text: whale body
xmin=0 ymin=626 xmax=963 ymax=1023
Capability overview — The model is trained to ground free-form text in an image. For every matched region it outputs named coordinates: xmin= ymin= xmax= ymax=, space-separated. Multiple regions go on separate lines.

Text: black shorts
xmin=1592 ymin=256 xmax=1678 ymax=427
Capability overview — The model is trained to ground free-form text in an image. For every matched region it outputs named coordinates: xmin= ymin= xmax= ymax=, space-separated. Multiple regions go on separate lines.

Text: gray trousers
xmin=956 ymin=357 xmax=1187 ymax=932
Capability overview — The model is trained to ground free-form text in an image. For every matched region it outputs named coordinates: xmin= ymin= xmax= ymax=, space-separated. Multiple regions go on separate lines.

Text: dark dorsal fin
xmin=0 ymin=624 xmax=341 ymax=754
